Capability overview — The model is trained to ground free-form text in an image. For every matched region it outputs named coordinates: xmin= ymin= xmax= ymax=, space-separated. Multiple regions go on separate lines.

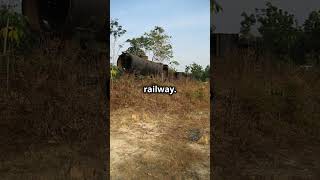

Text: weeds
xmin=212 ymin=52 xmax=320 ymax=178
xmin=0 ymin=45 xmax=106 ymax=144
xmin=111 ymin=74 xmax=209 ymax=114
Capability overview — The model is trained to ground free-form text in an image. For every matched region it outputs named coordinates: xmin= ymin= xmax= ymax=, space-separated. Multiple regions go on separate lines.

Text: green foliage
xmin=304 ymin=10 xmax=320 ymax=64
xmin=185 ymin=63 xmax=210 ymax=82
xmin=304 ymin=10 xmax=320 ymax=34
xmin=0 ymin=8 xmax=35 ymax=51
xmin=240 ymin=12 xmax=256 ymax=39
xmin=126 ymin=36 xmax=149 ymax=49
xmin=203 ymin=65 xmax=210 ymax=81
xmin=211 ymin=0 xmax=222 ymax=32
xmin=125 ymin=46 xmax=146 ymax=58
xmin=257 ymin=2 xmax=299 ymax=57
xmin=125 ymin=37 xmax=148 ymax=57
xmin=110 ymin=18 xmax=127 ymax=38
xmin=240 ymin=2 xmax=309 ymax=64
xmin=211 ymin=0 xmax=223 ymax=14
xmin=169 ymin=60 xmax=180 ymax=71
xmin=110 ymin=64 xmax=122 ymax=80
xmin=145 ymin=26 xmax=173 ymax=62
xmin=110 ymin=18 xmax=126 ymax=63
xmin=126 ymin=26 xmax=173 ymax=63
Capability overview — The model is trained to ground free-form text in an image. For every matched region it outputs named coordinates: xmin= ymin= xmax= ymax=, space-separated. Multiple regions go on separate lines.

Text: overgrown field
xmin=0 ymin=46 xmax=108 ymax=179
xmin=212 ymin=53 xmax=320 ymax=179
xmin=110 ymin=75 xmax=210 ymax=179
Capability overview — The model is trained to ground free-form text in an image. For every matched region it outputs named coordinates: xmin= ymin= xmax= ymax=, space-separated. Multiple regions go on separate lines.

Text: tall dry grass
xmin=0 ymin=47 xmax=107 ymax=144
xmin=212 ymin=51 xmax=320 ymax=178
xmin=111 ymin=74 xmax=209 ymax=114
xmin=0 ymin=42 xmax=108 ymax=179
xmin=110 ymin=73 xmax=210 ymax=179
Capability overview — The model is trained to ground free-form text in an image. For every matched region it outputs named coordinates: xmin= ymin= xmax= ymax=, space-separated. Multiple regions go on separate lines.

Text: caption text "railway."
xmin=143 ymin=85 xmax=177 ymax=95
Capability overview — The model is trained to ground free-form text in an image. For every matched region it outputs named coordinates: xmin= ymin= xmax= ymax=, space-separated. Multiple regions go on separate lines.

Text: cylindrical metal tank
xmin=1 ymin=0 xmax=108 ymax=39
xmin=117 ymin=53 xmax=168 ymax=76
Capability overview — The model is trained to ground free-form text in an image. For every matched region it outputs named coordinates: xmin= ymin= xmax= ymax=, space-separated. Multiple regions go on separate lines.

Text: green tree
xmin=304 ymin=10 xmax=320 ymax=34
xmin=304 ymin=10 xmax=320 ymax=63
xmin=125 ymin=46 xmax=146 ymax=58
xmin=144 ymin=26 xmax=173 ymax=63
xmin=240 ymin=2 xmax=303 ymax=62
xmin=169 ymin=60 xmax=180 ymax=71
xmin=203 ymin=65 xmax=210 ymax=81
xmin=125 ymin=36 xmax=148 ymax=57
xmin=0 ymin=8 xmax=33 ymax=51
xmin=211 ymin=0 xmax=222 ymax=14
xmin=185 ymin=63 xmax=208 ymax=82
xmin=110 ymin=18 xmax=126 ymax=64
xmin=240 ymin=12 xmax=256 ymax=40
xmin=211 ymin=0 xmax=222 ymax=32
xmin=126 ymin=26 xmax=174 ymax=64
xmin=257 ymin=2 xmax=300 ymax=60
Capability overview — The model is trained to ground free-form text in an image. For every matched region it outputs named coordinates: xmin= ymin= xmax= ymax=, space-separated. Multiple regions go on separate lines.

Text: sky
xmin=213 ymin=0 xmax=320 ymax=33
xmin=111 ymin=0 xmax=210 ymax=72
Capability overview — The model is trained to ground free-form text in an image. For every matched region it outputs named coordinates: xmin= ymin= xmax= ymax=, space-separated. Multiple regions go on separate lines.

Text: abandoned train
xmin=117 ymin=52 xmax=191 ymax=80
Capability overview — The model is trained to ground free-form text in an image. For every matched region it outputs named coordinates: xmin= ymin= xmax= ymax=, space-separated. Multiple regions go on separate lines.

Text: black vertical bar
xmin=210 ymin=1 xmax=214 ymax=179
xmin=105 ymin=0 xmax=110 ymax=178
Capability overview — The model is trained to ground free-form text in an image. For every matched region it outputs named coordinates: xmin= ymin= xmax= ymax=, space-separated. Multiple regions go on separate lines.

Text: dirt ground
xmin=110 ymin=108 xmax=210 ymax=179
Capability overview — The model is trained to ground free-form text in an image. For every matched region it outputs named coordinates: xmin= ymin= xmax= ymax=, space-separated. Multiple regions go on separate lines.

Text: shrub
xmin=0 ymin=8 xmax=38 ymax=53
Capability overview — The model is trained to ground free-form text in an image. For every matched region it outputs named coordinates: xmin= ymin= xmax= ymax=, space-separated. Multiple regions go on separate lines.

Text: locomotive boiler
xmin=117 ymin=52 xmax=169 ymax=78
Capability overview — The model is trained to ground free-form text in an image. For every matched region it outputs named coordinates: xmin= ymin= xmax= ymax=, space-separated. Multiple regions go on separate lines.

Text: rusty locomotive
xmin=117 ymin=52 xmax=191 ymax=80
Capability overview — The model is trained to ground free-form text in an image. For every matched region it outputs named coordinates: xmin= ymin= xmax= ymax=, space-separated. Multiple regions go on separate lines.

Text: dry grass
xmin=0 ymin=44 xmax=108 ymax=179
xmin=111 ymin=74 xmax=209 ymax=113
xmin=212 ymin=53 xmax=320 ymax=179
xmin=110 ymin=75 xmax=210 ymax=179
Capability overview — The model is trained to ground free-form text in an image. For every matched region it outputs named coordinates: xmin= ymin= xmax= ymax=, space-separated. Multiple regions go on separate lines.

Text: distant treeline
xmin=240 ymin=2 xmax=320 ymax=65
xmin=185 ymin=63 xmax=210 ymax=82
xmin=111 ymin=62 xmax=209 ymax=82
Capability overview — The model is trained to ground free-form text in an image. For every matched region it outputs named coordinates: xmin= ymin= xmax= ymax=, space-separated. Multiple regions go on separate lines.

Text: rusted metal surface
xmin=117 ymin=53 xmax=168 ymax=77
xmin=117 ymin=53 xmax=194 ymax=81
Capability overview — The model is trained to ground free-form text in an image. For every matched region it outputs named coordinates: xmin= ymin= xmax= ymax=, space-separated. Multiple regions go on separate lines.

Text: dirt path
xmin=110 ymin=108 xmax=210 ymax=179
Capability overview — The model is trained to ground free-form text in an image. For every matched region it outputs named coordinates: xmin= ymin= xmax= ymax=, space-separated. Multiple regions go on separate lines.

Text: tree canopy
xmin=185 ymin=63 xmax=210 ymax=82
xmin=239 ymin=2 xmax=320 ymax=64
xmin=126 ymin=26 xmax=174 ymax=63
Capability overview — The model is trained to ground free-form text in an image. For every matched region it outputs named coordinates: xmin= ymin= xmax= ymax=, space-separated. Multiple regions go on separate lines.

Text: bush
xmin=0 ymin=8 xmax=38 ymax=53
xmin=110 ymin=64 xmax=122 ymax=80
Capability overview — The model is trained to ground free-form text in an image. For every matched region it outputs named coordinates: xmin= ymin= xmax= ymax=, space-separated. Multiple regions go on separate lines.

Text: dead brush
xmin=0 ymin=45 xmax=106 ymax=145
xmin=110 ymin=73 xmax=209 ymax=115
xmin=212 ymin=51 xmax=320 ymax=177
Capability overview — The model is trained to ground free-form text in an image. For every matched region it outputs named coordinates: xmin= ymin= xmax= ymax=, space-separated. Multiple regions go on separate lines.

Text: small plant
xmin=0 ymin=8 xmax=36 ymax=52
xmin=110 ymin=64 xmax=122 ymax=80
